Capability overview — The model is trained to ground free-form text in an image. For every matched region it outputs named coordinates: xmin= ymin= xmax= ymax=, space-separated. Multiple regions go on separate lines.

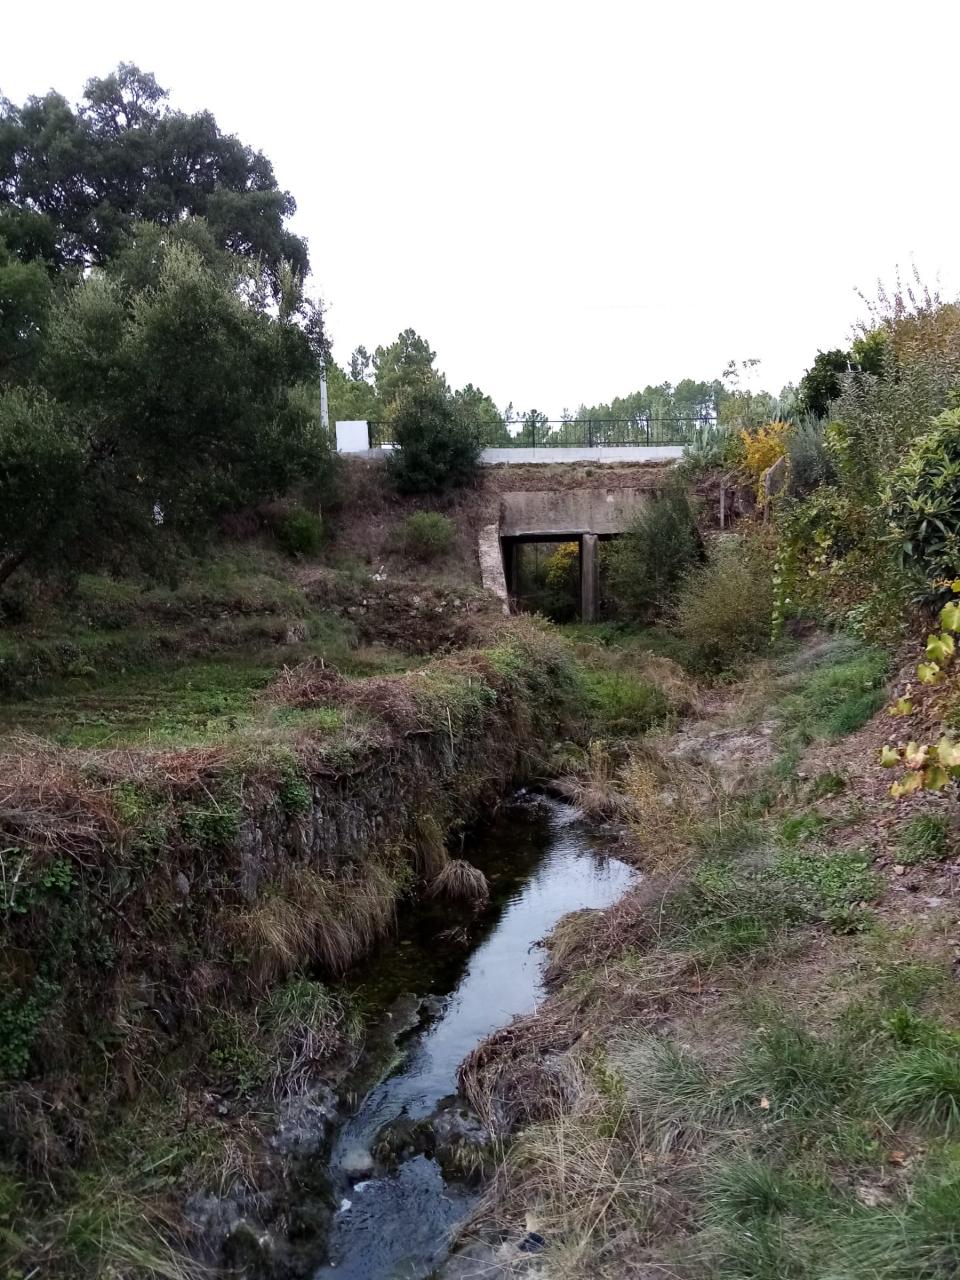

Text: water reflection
xmin=314 ymin=797 xmax=636 ymax=1280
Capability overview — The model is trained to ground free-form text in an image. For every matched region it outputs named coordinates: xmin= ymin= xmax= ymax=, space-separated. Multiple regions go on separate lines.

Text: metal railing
xmin=369 ymin=417 xmax=712 ymax=449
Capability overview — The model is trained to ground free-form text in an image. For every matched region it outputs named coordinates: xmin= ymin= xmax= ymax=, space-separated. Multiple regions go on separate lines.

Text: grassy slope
xmin=462 ymin=635 xmax=960 ymax=1280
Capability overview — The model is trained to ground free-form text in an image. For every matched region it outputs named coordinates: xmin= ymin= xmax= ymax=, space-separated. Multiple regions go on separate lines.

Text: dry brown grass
xmin=617 ymin=747 xmax=703 ymax=872
xmin=264 ymin=657 xmax=346 ymax=707
xmin=554 ymin=738 xmax=705 ymax=873
xmin=544 ymin=877 xmax=699 ymax=987
xmin=634 ymin=653 xmax=698 ymax=714
xmin=459 ymin=1007 xmax=584 ymax=1136
xmin=0 ymin=733 xmax=239 ymax=867
xmin=552 ymin=739 xmax=621 ymax=817
xmin=227 ymin=861 xmax=400 ymax=983
xmin=264 ymin=657 xmax=424 ymax=731
xmin=0 ymin=736 xmax=119 ymax=857
xmin=498 ymin=1062 xmax=662 ymax=1280
xmin=429 ymin=858 xmax=490 ymax=904
xmin=409 ymin=810 xmax=449 ymax=880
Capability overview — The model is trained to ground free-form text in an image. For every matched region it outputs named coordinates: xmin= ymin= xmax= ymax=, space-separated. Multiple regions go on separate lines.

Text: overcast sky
xmin=5 ymin=0 xmax=959 ymax=414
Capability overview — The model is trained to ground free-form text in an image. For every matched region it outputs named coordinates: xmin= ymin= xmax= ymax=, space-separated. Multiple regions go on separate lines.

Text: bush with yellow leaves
xmin=740 ymin=420 xmax=789 ymax=497
xmin=882 ymin=584 xmax=960 ymax=795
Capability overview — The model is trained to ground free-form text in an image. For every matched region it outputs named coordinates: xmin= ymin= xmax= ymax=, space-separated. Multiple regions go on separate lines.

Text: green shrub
xmin=181 ymin=802 xmax=241 ymax=849
xmin=397 ymin=511 xmax=455 ymax=561
xmin=786 ymin=416 xmax=836 ymax=497
xmin=602 ymin=481 xmax=702 ymax=621
xmin=275 ymin=505 xmax=323 ymax=558
xmin=388 ymin=384 xmax=482 ymax=495
xmin=0 ymin=978 xmax=58 ymax=1079
xmin=886 ymin=407 xmax=960 ymax=595
xmin=672 ymin=535 xmax=774 ymax=673
xmin=677 ymin=426 xmax=742 ymax=481
xmin=278 ymin=772 xmax=312 ymax=815
xmin=581 ymin=669 xmax=669 ymax=734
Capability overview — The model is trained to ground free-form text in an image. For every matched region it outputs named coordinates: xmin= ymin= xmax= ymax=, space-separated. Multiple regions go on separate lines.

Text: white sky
xmin=4 ymin=0 xmax=960 ymax=415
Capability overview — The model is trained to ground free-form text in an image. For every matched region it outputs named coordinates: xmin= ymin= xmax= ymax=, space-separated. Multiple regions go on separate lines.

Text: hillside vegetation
xmin=446 ymin=285 xmax=960 ymax=1279
xmin=6 ymin=60 xmax=960 ymax=1280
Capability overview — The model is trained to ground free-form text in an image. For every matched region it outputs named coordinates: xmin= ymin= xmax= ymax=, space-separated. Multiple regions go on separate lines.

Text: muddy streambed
xmin=310 ymin=794 xmax=636 ymax=1279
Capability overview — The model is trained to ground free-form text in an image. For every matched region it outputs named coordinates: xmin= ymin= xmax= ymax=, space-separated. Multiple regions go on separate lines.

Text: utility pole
xmin=320 ymin=365 xmax=330 ymax=434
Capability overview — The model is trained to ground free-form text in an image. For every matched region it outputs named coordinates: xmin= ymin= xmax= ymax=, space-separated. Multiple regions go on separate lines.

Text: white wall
xmin=335 ymin=420 xmax=371 ymax=452
xmin=334 ymin=422 xmax=682 ymax=465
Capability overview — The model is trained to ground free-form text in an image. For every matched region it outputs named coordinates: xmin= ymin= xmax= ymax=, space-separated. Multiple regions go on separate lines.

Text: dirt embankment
xmin=0 ymin=620 xmax=581 ymax=1277
xmin=326 ymin=458 xmax=674 ymax=585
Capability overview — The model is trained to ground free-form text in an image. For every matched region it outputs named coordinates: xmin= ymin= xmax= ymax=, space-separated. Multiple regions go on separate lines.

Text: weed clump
xmin=898 ymin=815 xmax=951 ymax=865
xmin=776 ymin=847 xmax=880 ymax=931
xmin=868 ymin=1044 xmax=960 ymax=1133
xmin=835 ymin=1152 xmax=960 ymax=1278
xmin=396 ymin=511 xmax=455 ymax=561
xmin=277 ymin=768 xmax=312 ymax=815
xmin=581 ymin=669 xmax=670 ymax=735
xmin=181 ymin=800 xmax=241 ymax=849
xmin=729 ymin=1022 xmax=860 ymax=1118
xmin=428 ymin=859 xmax=489 ymax=904
xmin=275 ymin=505 xmax=323 ymax=558
xmin=778 ymin=643 xmax=888 ymax=743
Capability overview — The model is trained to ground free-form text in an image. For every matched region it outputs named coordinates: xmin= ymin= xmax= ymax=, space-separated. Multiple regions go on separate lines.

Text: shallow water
xmin=314 ymin=795 xmax=636 ymax=1280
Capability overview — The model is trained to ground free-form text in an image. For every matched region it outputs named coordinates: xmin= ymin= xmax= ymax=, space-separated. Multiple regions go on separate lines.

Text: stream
xmin=313 ymin=793 xmax=637 ymax=1280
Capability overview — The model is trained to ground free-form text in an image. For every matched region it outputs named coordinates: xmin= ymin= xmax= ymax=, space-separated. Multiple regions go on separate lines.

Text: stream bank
xmin=442 ymin=637 xmax=960 ymax=1280
xmin=193 ymin=793 xmax=637 ymax=1278
xmin=0 ymin=622 xmax=589 ymax=1279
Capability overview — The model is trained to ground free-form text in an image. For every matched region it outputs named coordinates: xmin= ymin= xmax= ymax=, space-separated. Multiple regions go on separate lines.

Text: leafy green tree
xmin=798 ymin=349 xmax=850 ymax=418
xmin=388 ymin=383 xmax=482 ymax=495
xmin=326 ymin=360 xmax=379 ymax=425
xmin=852 ymin=329 xmax=886 ymax=376
xmin=349 ymin=345 xmax=372 ymax=382
xmin=0 ymin=231 xmax=326 ymax=583
xmin=0 ymin=64 xmax=307 ymax=288
xmin=603 ymin=481 xmax=702 ymax=621
xmin=453 ymin=383 xmax=504 ymax=445
xmin=577 ymin=379 xmax=724 ymax=442
xmin=0 ymin=230 xmax=53 ymax=385
xmin=0 ymin=388 xmax=82 ymax=585
xmin=516 ymin=408 xmax=550 ymax=446
xmin=373 ymin=329 xmax=443 ymax=408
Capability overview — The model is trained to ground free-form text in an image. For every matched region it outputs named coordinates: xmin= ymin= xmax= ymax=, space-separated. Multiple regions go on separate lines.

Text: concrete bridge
xmin=334 ymin=422 xmax=675 ymax=623
xmin=479 ymin=484 xmax=657 ymax=623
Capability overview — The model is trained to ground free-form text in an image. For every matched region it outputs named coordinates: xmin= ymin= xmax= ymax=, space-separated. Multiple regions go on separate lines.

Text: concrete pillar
xmin=478 ymin=524 xmax=510 ymax=614
xmin=580 ymin=533 xmax=599 ymax=623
